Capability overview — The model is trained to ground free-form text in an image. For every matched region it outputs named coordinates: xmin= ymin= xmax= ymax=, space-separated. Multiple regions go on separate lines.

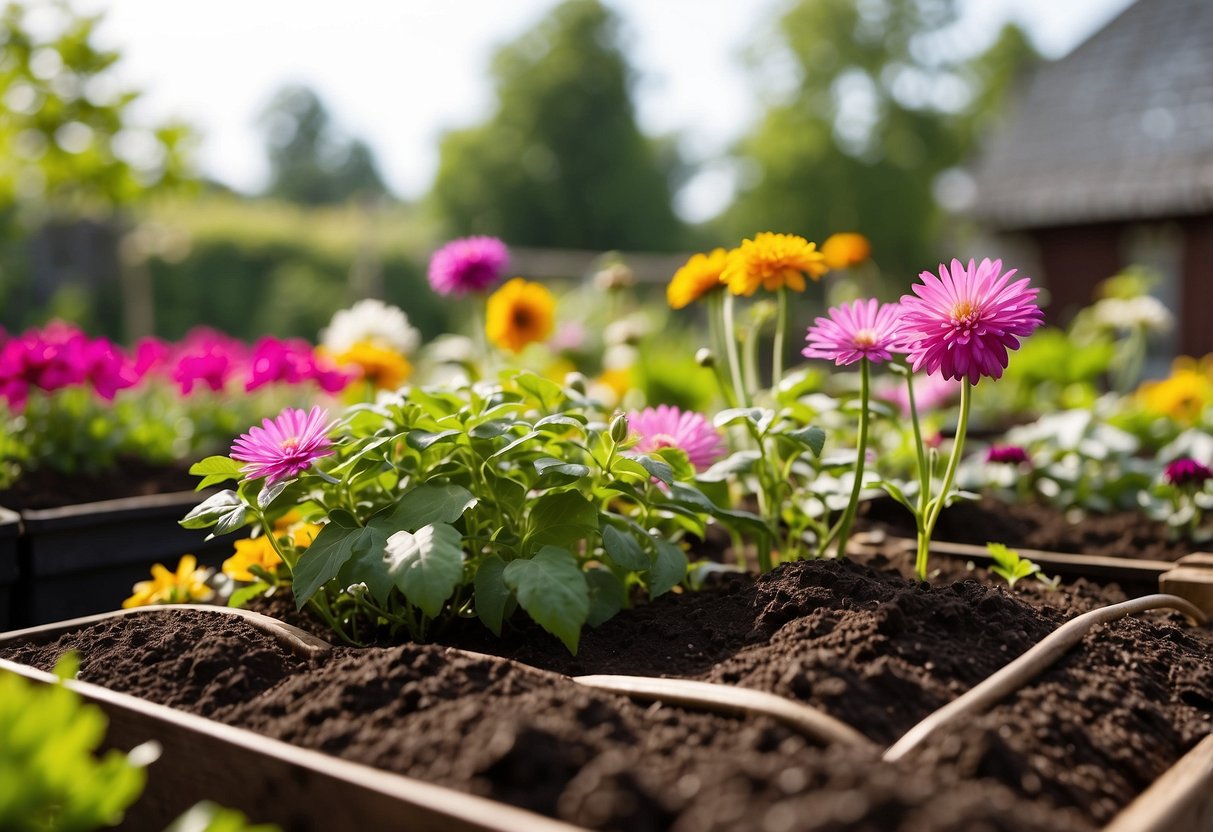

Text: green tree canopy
xmin=259 ymin=85 xmax=390 ymax=205
xmin=721 ymin=0 xmax=1037 ymax=279
xmin=0 ymin=0 xmax=194 ymax=216
xmin=429 ymin=0 xmax=686 ymax=251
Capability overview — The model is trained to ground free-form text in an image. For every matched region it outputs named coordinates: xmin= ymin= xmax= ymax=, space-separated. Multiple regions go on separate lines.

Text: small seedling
xmin=987 ymin=542 xmax=1045 ymax=589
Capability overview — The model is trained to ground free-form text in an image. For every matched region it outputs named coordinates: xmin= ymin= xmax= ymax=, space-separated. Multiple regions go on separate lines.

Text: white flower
xmin=1090 ymin=296 xmax=1173 ymax=334
xmin=321 ymin=299 xmax=421 ymax=356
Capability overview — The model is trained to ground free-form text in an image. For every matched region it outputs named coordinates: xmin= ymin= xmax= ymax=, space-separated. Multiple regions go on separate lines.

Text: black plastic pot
xmin=0 ymin=508 xmax=21 ymax=629
xmin=10 ymin=491 xmax=229 ymax=628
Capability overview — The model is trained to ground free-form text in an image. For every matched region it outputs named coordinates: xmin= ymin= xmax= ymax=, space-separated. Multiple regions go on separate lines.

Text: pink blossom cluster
xmin=0 ymin=323 xmax=356 ymax=411
xmin=0 ymin=321 xmax=139 ymax=410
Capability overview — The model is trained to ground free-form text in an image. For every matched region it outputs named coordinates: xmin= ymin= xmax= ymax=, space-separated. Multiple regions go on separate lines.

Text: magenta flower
xmin=898 ymin=258 xmax=1044 ymax=384
xmin=1164 ymin=457 xmax=1213 ymax=488
xmin=171 ymin=328 xmax=247 ymax=395
xmin=627 ymin=405 xmax=726 ymax=472
xmin=803 ymin=299 xmax=903 ymax=366
xmin=230 ymin=406 xmax=337 ymax=485
xmin=427 ymin=236 xmax=509 ymax=296
xmin=986 ymin=445 xmax=1031 ymax=466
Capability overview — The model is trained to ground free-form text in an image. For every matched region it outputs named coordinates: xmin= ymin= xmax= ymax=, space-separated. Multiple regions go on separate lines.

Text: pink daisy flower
xmin=803 ymin=298 xmax=903 ymax=366
xmin=627 ymin=405 xmax=726 ymax=472
xmin=427 ymin=236 xmax=509 ymax=296
xmin=231 ymin=406 xmax=337 ymax=485
xmin=898 ymin=258 xmax=1044 ymax=384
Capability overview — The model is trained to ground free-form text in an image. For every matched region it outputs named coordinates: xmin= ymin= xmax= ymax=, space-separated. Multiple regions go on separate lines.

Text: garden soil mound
xmin=6 ymin=557 xmax=1212 ymax=831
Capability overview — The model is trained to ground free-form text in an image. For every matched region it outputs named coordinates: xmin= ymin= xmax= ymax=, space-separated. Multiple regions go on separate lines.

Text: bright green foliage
xmin=429 ymin=0 xmax=686 ymax=250
xmin=986 ymin=542 xmax=1041 ymax=589
xmin=163 ymin=802 xmax=279 ymax=832
xmin=184 ymin=373 xmax=764 ymax=653
xmin=722 ymin=0 xmax=1037 ymax=278
xmin=0 ymin=656 xmax=147 ymax=831
xmin=0 ymin=1 xmax=193 ymax=213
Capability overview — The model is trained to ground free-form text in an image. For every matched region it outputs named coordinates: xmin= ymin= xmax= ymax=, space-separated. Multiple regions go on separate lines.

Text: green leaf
xmin=635 ymin=454 xmax=674 ymax=485
xmin=535 ymin=413 xmax=587 ymax=432
xmin=609 ymin=456 xmax=652 ymax=483
xmin=228 ymin=582 xmax=271 ymax=609
xmin=503 ymin=546 xmax=589 ymax=654
xmin=713 ymin=407 xmax=774 ymax=434
xmin=601 ymin=525 xmax=651 ymax=571
xmin=474 ymin=555 xmax=510 ymax=636
xmin=406 ymin=429 xmax=462 ymax=450
xmin=212 ymin=505 xmax=249 ymax=537
xmin=585 ymin=567 xmax=626 ymax=627
xmin=783 ymin=425 xmax=826 ymax=456
xmin=651 ymin=447 xmax=695 ymax=482
xmin=180 ymin=490 xmax=242 ymax=529
xmin=650 ymin=539 xmax=688 ymax=597
xmin=384 ymin=523 xmax=464 ymax=619
xmin=527 ymin=490 xmax=599 ymax=550
xmin=257 ymin=478 xmax=292 ymax=510
xmin=668 ymin=483 xmax=768 ymax=537
xmin=535 ymin=457 xmax=591 ymax=480
xmin=383 ymin=484 xmax=477 ymax=530
xmin=514 ymin=372 xmax=564 ymax=409
xmin=189 ymin=456 xmax=242 ymax=490
xmin=336 ymin=529 xmax=395 ymax=604
xmin=291 ymin=511 xmax=370 ymax=607
xmin=877 ymin=480 xmax=915 ymax=513
xmin=469 ymin=420 xmax=517 ymax=439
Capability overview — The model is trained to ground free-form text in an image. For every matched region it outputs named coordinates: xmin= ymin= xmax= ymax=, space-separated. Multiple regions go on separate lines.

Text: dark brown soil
xmin=6 ymin=554 xmax=1212 ymax=830
xmin=860 ymin=496 xmax=1194 ymax=562
xmin=0 ymin=458 xmax=198 ymax=510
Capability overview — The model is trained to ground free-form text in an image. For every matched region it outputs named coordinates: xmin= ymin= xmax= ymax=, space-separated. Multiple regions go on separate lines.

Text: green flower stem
xmin=916 ymin=378 xmax=972 ymax=579
xmin=722 ymin=292 xmax=750 ymax=407
xmin=772 ymin=287 xmax=789 ymax=389
xmin=742 ymin=322 xmax=760 ymax=400
xmin=832 ymin=359 xmax=871 ymax=559
xmin=904 ymin=370 xmax=929 ymax=516
xmin=707 ymin=292 xmax=739 ymax=408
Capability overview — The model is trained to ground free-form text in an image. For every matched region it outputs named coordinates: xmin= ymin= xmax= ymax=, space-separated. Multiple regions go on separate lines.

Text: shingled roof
xmin=972 ymin=0 xmax=1213 ymax=230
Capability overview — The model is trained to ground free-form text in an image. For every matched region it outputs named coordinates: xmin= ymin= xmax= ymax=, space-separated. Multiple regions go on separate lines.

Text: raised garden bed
xmin=3 ymin=547 xmax=1212 ymax=831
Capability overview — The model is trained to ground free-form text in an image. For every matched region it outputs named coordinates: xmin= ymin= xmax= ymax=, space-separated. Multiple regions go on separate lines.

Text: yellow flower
xmin=290 ymin=522 xmax=323 ymax=549
xmin=597 ymin=367 xmax=632 ymax=401
xmin=273 ymin=509 xmax=303 ymax=531
xmin=123 ymin=555 xmax=212 ymax=608
xmin=720 ymin=232 xmax=828 ymax=296
xmin=1136 ymin=357 xmax=1213 ymax=423
xmin=820 ymin=233 xmax=871 ymax=270
xmin=221 ymin=537 xmax=283 ymax=583
xmin=335 ymin=340 xmax=412 ymax=390
xmin=486 ymin=277 xmax=556 ymax=353
xmin=667 ymin=248 xmax=728 ymax=309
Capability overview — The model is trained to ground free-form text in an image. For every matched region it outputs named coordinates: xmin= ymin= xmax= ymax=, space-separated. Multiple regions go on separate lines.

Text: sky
xmin=65 ymin=0 xmax=1137 ymax=221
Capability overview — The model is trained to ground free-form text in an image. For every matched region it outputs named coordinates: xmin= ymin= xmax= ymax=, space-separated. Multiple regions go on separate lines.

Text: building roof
xmin=972 ymin=0 xmax=1213 ymax=230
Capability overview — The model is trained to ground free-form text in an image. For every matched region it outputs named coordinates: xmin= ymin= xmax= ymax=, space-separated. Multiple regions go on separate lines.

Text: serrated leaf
xmin=601 ymin=525 xmax=651 ymax=571
xmin=535 ymin=457 xmax=591 ymax=479
xmin=189 ymin=456 xmax=242 ymax=490
xmin=180 ymin=490 xmax=242 ymax=529
xmin=292 ymin=512 xmax=368 ymax=607
xmin=526 ymin=491 xmax=599 ymax=550
xmin=650 ymin=539 xmax=688 ymax=597
xmin=474 ymin=555 xmax=510 ymax=636
xmin=384 ymin=523 xmax=464 ymax=619
xmin=383 ymin=484 xmax=477 ymax=530
xmin=503 ymin=546 xmax=589 ymax=654
xmin=585 ymin=567 xmax=626 ymax=627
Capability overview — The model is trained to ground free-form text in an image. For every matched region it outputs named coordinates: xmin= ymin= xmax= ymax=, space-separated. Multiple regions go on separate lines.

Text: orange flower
xmin=667 ymin=248 xmax=727 ymax=309
xmin=721 ymin=233 xmax=828 ymax=296
xmin=821 ymin=233 xmax=871 ymax=270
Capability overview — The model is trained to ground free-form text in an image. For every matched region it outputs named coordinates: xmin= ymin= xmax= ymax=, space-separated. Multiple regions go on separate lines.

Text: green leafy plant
xmin=183 ymin=373 xmax=750 ymax=653
xmin=985 ymin=542 xmax=1056 ymax=590
xmin=0 ymin=655 xmax=150 ymax=831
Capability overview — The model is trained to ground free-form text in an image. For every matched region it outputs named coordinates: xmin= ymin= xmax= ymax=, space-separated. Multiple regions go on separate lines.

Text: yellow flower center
xmin=952 ymin=299 xmax=978 ymax=324
xmin=852 ymin=329 xmax=878 ymax=347
xmin=280 ymin=436 xmax=300 ymax=452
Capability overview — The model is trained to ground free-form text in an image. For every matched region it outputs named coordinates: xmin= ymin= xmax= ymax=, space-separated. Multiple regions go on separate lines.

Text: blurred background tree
xmin=259 ymin=84 xmax=390 ymax=205
xmin=0 ymin=0 xmax=194 ymax=335
xmin=429 ymin=0 xmax=687 ymax=252
xmin=720 ymin=0 xmax=1038 ymax=282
